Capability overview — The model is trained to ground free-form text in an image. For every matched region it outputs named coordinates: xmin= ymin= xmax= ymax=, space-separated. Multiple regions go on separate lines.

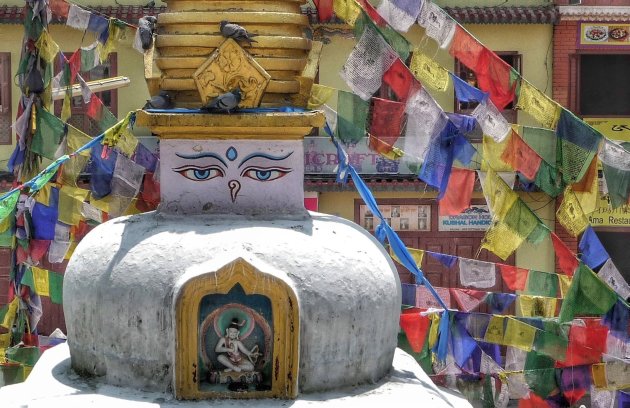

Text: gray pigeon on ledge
xmin=138 ymin=16 xmax=158 ymax=50
xmin=145 ymin=90 xmax=174 ymax=109
xmin=202 ymin=88 xmax=242 ymax=113
xmin=219 ymin=21 xmax=257 ymax=46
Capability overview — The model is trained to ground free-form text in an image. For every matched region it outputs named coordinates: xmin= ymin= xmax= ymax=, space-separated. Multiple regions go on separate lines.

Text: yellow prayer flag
xmin=573 ymin=166 xmax=598 ymax=216
xmin=558 ymin=275 xmax=572 ymax=298
xmin=481 ymin=221 xmax=524 ymax=261
xmin=67 ymin=124 xmax=93 ymax=157
xmin=0 ymin=210 xmax=13 ymax=233
xmin=34 ymin=183 xmax=52 ymax=206
xmin=59 ymin=156 xmax=89 ymax=187
xmin=65 ymin=239 xmax=78 ymax=260
xmin=0 ymin=332 xmax=10 ymax=348
xmin=101 ymin=20 xmax=127 ymax=61
xmin=333 ymin=0 xmax=361 ymax=26
xmin=517 ymin=295 xmax=557 ymax=318
xmin=58 ymin=186 xmax=90 ymax=226
xmin=389 ymin=247 xmax=424 ymax=268
xmin=556 ymin=187 xmax=589 ymax=237
xmin=307 ymin=84 xmax=336 ymax=109
xmin=483 ymin=316 xmax=505 ymax=345
xmin=89 ymin=195 xmax=114 ymax=214
xmin=592 ymin=363 xmax=607 ymax=389
xmin=35 ymin=30 xmax=60 ymax=63
xmin=115 ymin=129 xmax=139 ymax=157
xmin=481 ymin=135 xmax=512 ymax=172
xmin=428 ymin=313 xmax=440 ymax=349
xmin=62 ymin=92 xmax=72 ymax=122
xmin=503 ymin=317 xmax=537 ymax=351
xmin=515 ymin=80 xmax=561 ymax=130
xmin=123 ymin=199 xmax=143 ymax=216
xmin=32 ymin=267 xmax=50 ymax=297
xmin=482 ymin=169 xmax=519 ymax=220
xmin=1 ymin=298 xmax=19 ymax=329
xmin=409 ymin=52 xmax=449 ymax=92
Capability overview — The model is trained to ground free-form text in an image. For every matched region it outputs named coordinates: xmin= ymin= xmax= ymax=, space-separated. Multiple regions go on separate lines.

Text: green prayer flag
xmin=29 ymin=155 xmax=68 ymax=192
xmin=336 ymin=90 xmax=369 ymax=144
xmin=525 ymin=270 xmax=559 ymax=298
xmin=559 ymin=263 xmax=618 ymax=323
xmin=354 ymin=11 xmax=410 ymax=61
xmin=21 ymin=267 xmax=34 ymax=288
xmin=523 ymin=350 xmax=557 ymax=398
xmin=49 ymin=271 xmax=64 ymax=304
xmin=533 ymin=320 xmax=568 ymax=361
xmin=602 ymin=143 xmax=630 ymax=209
xmin=0 ymin=190 xmax=20 ymax=222
xmin=32 ymin=107 xmax=65 ymax=160
xmin=522 ymin=127 xmax=556 ymax=165
xmin=534 ymin=161 xmax=566 ymax=198
xmin=503 ymin=200 xmax=538 ymax=241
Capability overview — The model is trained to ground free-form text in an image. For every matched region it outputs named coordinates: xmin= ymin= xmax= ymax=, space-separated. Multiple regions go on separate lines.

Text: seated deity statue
xmin=215 ymin=318 xmax=261 ymax=372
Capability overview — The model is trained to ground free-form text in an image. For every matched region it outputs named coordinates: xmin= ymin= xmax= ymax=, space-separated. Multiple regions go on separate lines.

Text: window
xmin=55 ymin=53 xmax=118 ymax=135
xmin=579 ymin=54 xmax=630 ymax=116
xmin=0 ymin=53 xmax=11 ymax=145
xmin=454 ymin=51 xmax=521 ymax=124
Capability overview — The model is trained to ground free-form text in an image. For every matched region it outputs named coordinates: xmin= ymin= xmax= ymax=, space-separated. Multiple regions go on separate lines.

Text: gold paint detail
xmin=193 ymin=38 xmax=271 ymax=108
xmin=175 ymin=258 xmax=300 ymax=400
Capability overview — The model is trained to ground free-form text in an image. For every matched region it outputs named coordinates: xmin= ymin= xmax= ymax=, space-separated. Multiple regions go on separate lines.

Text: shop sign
xmin=438 ymin=205 xmax=491 ymax=231
xmin=359 ymin=204 xmax=431 ymax=232
xmin=588 ymin=192 xmax=630 ymax=228
xmin=578 ymin=22 xmax=630 ymax=48
xmin=304 ymin=137 xmax=413 ymax=175
xmin=584 ymin=118 xmax=630 ymax=143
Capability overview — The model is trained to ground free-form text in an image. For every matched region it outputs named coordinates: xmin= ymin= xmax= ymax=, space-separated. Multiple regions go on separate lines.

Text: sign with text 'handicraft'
xmin=438 ymin=205 xmax=491 ymax=232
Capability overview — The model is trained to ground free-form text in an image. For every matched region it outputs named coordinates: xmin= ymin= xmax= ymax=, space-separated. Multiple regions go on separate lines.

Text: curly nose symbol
xmin=228 ymin=180 xmax=241 ymax=203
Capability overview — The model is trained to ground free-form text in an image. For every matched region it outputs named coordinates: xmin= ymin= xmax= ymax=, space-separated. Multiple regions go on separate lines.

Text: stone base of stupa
xmin=0 ymin=344 xmax=472 ymax=408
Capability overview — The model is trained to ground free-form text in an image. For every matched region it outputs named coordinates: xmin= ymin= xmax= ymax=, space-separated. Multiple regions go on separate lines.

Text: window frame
xmin=0 ymin=53 xmax=12 ymax=145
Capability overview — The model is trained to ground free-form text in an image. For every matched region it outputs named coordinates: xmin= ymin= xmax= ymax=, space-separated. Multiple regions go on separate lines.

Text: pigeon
xmin=138 ymin=16 xmax=158 ymax=50
xmin=144 ymin=91 xmax=174 ymax=109
xmin=219 ymin=21 xmax=256 ymax=46
xmin=202 ymin=88 xmax=242 ymax=113
xmin=143 ymin=0 xmax=155 ymax=8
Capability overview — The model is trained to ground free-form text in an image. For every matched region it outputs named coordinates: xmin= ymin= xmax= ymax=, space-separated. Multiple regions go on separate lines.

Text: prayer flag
xmin=354 ymin=10 xmax=411 ymax=60
xmin=476 ymin=48 xmax=518 ymax=110
xmin=472 ymin=100 xmax=511 ymax=142
xmin=599 ymin=139 xmax=630 ymax=172
xmin=500 ymin=130 xmax=542 ymax=180
xmin=50 ymin=0 xmax=70 ymax=17
xmin=559 ymin=365 xmax=591 ymax=404
xmin=376 ymin=0 xmax=422 ymax=32
xmin=369 ymin=97 xmax=405 ymax=150
xmin=481 ymin=221 xmax=524 ymax=261
xmin=333 ymin=0 xmax=362 ymax=25
xmin=602 ymin=299 xmax=629 ymax=338
xmin=557 ymin=323 xmax=608 ymax=367
xmin=87 ymin=14 xmax=109 ymax=43
xmin=35 ymin=31 xmax=60 ymax=63
xmin=415 ymin=286 xmax=450 ymax=309
xmin=484 ymin=315 xmax=505 ymax=345
xmin=438 ymin=168 xmax=475 ymax=216
xmin=427 ymin=251 xmax=457 ymax=268
xmin=535 ymin=160 xmax=566 ymax=198
xmin=66 ymin=4 xmax=90 ymax=30
xmin=556 ymin=109 xmax=602 ymax=184
xmin=340 ymin=25 xmax=397 ymax=101
xmin=556 ymin=187 xmax=589 ymax=237
xmin=307 ymin=84 xmax=335 ymax=109
xmin=590 ymin=386 xmax=615 ymax=408
xmin=558 ymin=275 xmax=572 ymax=298
xmin=523 ymin=350 xmax=557 ymax=398
xmin=399 ymin=310 xmax=430 ymax=353
xmin=31 ymin=187 xmax=59 ymax=241
xmin=417 ymin=2 xmax=456 ymax=48
xmin=517 ymin=295 xmax=557 ymax=318
xmin=48 ymin=222 xmax=71 ymax=264
xmin=58 ymin=186 xmax=90 ymax=226
xmin=480 ymin=169 xmax=519 ymax=220
xmin=597 ymin=259 xmax=630 ymax=300
xmin=498 ymin=264 xmax=528 ymax=291
xmin=459 ymin=258 xmax=496 ymax=289
xmin=450 ymin=73 xmax=488 ymax=104
xmin=485 ymin=293 xmax=516 ymax=314
xmin=503 ymin=199 xmax=542 ymax=243
xmin=515 ymin=80 xmax=561 ymax=129
xmin=525 ymin=270 xmax=558 ymax=298
xmin=419 ymin=121 xmax=465 ymax=199
xmin=503 ymin=317 xmax=536 ymax=351
xmin=0 ymin=298 xmax=19 ymax=329
xmin=87 ymin=143 xmax=118 ymax=199
xmin=449 ymin=288 xmax=486 ymax=312
xmin=0 ymin=190 xmax=20 ymax=222
xmin=383 ymin=58 xmax=417 ymax=103
xmin=481 ymin=134 xmax=512 ymax=172
xmin=32 ymin=107 xmax=65 ymax=160
xmin=579 ymin=226 xmax=610 ymax=269
xmin=533 ymin=320 xmax=568 ymax=361
xmin=336 ymin=91 xmax=369 ymax=144
xmin=409 ymin=52 xmax=449 ymax=92
xmin=451 ymin=318 xmax=476 ymax=367
xmin=550 ymin=232 xmax=579 ymax=276
xmin=449 ymin=25 xmax=485 ymax=73
xmin=559 ymin=263 xmax=618 ymax=323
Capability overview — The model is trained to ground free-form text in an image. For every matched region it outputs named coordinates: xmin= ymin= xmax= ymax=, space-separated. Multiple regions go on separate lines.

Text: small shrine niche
xmin=175 ymin=258 xmax=299 ymax=399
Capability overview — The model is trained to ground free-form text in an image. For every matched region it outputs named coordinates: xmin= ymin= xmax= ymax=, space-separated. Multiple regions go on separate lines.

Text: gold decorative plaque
xmin=193 ymin=38 xmax=271 ymax=108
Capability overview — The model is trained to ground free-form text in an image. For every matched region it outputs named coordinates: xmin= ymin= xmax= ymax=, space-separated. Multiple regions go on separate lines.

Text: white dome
xmin=63 ymin=211 xmax=401 ymax=394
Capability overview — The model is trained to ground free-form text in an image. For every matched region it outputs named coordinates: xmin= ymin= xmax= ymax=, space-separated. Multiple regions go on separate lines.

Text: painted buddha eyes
xmin=241 ymin=167 xmax=291 ymax=182
xmin=173 ymin=165 xmax=225 ymax=181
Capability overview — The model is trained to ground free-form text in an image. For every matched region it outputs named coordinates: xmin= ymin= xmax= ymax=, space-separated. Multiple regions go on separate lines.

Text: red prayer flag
xmin=136 ymin=172 xmax=160 ymax=212
xmin=500 ymin=130 xmax=542 ymax=180
xmin=68 ymin=50 xmax=81 ymax=84
xmin=571 ymin=156 xmax=597 ymax=192
xmin=369 ymin=97 xmax=405 ymax=148
xmin=556 ymin=323 xmax=608 ymax=368
xmin=438 ymin=168 xmax=475 ymax=216
xmin=50 ymin=0 xmax=70 ymax=18
xmin=383 ymin=58 xmax=418 ymax=103
xmin=399 ymin=309 xmax=431 ymax=353
xmin=550 ymin=232 xmax=578 ymax=276
xmin=518 ymin=393 xmax=549 ymax=408
xmin=29 ymin=239 xmax=51 ymax=264
xmin=86 ymin=94 xmax=103 ymax=120
xmin=449 ymin=26 xmax=485 ymax=73
xmin=449 ymin=288 xmax=486 ymax=312
xmin=356 ymin=0 xmax=388 ymax=26
xmin=498 ymin=264 xmax=528 ymax=291
xmin=475 ymin=48 xmax=517 ymax=110
xmin=563 ymin=389 xmax=587 ymax=406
